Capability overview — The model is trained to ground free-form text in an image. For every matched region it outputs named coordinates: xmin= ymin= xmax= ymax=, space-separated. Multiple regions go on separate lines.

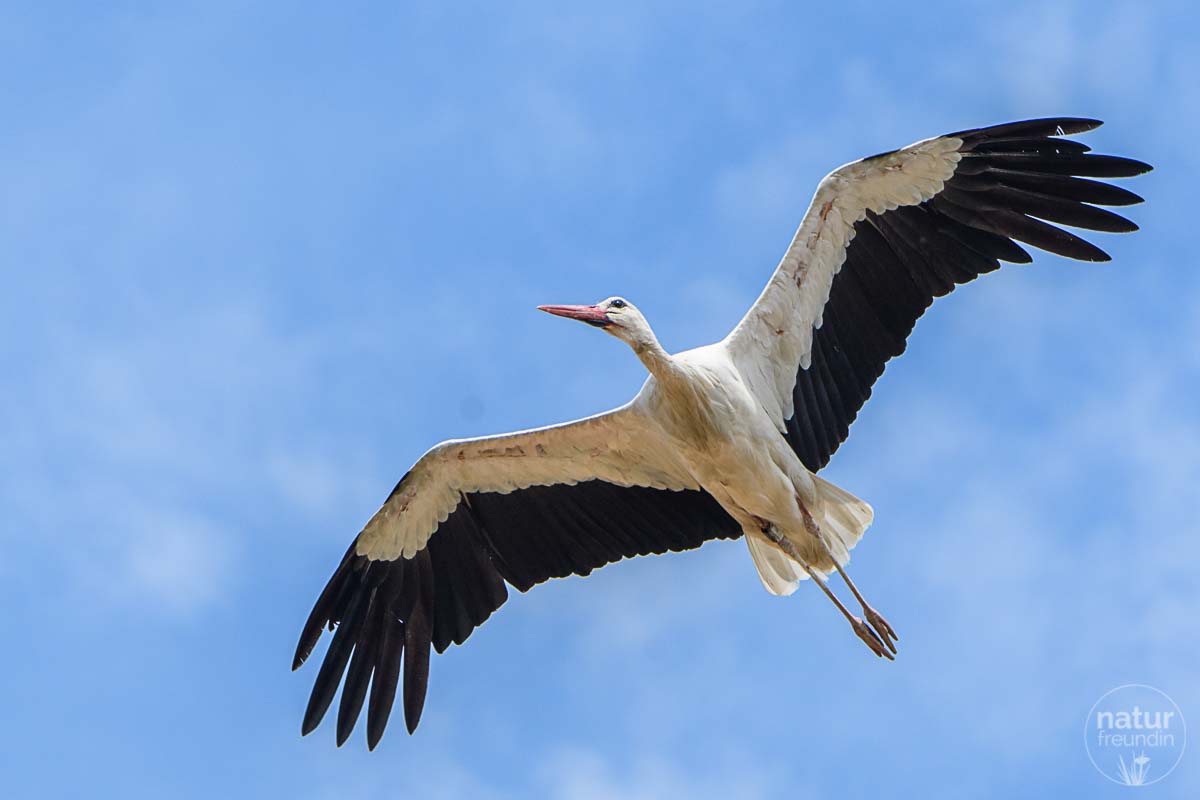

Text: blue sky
xmin=2 ymin=1 xmax=1198 ymax=797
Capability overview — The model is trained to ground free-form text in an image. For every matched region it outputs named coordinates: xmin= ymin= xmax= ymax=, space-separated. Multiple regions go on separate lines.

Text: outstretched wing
xmin=724 ymin=118 xmax=1151 ymax=471
xmin=292 ymin=399 xmax=741 ymax=748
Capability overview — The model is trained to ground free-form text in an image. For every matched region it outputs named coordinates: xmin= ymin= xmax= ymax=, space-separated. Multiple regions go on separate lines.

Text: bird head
xmin=537 ymin=297 xmax=654 ymax=350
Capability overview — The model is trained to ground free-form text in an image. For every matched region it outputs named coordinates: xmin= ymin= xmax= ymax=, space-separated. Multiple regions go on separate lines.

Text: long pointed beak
xmin=536 ymin=304 xmax=612 ymax=328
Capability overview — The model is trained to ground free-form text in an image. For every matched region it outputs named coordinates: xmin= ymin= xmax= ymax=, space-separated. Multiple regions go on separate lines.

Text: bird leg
xmin=799 ymin=506 xmax=898 ymax=655
xmin=755 ymin=518 xmax=893 ymax=661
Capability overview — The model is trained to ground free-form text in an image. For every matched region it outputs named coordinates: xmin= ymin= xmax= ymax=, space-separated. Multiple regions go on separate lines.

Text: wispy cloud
xmin=122 ymin=507 xmax=235 ymax=614
xmin=537 ymin=745 xmax=787 ymax=800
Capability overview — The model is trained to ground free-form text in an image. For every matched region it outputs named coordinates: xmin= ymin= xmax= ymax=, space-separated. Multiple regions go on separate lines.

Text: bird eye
xmin=610 ymin=299 xmax=626 ymax=309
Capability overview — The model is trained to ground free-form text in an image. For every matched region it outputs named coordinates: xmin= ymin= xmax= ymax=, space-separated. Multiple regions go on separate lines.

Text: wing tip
xmin=951 ymin=116 xmax=1107 ymax=144
xmin=297 ymin=492 xmax=515 ymax=748
xmin=300 ymin=702 xmax=324 ymax=738
xmin=1123 ymin=158 xmax=1155 ymax=176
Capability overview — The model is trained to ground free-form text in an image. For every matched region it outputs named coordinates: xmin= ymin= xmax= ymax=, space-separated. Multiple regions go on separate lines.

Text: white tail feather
xmin=811 ymin=474 xmax=874 ymax=566
xmin=745 ymin=475 xmax=874 ymax=595
xmin=746 ymin=532 xmax=805 ymax=596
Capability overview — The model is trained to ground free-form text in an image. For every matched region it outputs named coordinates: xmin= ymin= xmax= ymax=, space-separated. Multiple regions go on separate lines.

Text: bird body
xmin=634 ymin=343 xmax=839 ymax=578
xmin=293 ymin=117 xmax=1151 ymax=748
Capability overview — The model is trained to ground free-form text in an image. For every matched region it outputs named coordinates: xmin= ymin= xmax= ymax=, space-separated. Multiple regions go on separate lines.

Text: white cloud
xmin=989 ymin=1 xmax=1082 ymax=109
xmin=304 ymin=745 xmax=508 ymax=800
xmin=265 ymin=445 xmax=385 ymax=522
xmin=3 ymin=299 xmax=314 ymax=615
xmin=123 ymin=509 xmax=235 ymax=614
xmin=537 ymin=745 xmax=787 ymax=800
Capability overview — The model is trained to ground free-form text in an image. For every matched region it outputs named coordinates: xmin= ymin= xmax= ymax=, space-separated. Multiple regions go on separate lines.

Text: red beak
xmin=537 ymin=304 xmax=612 ymax=328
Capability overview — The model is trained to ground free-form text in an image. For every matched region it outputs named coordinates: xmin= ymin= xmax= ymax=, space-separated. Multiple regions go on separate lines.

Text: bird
xmin=292 ymin=117 xmax=1150 ymax=749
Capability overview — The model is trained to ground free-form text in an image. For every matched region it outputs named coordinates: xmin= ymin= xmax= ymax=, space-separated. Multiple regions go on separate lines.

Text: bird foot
xmin=851 ymin=616 xmax=894 ymax=660
xmin=863 ymin=606 xmax=898 ymax=655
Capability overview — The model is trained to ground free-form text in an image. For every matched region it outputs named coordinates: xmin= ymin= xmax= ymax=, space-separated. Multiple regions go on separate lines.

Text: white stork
xmin=293 ymin=118 xmax=1150 ymax=748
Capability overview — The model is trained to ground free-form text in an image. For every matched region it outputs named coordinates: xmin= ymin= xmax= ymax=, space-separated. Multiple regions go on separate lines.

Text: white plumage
xmin=725 ymin=134 xmax=962 ymax=422
xmin=356 ymin=402 xmax=697 ymax=561
xmin=293 ymin=117 xmax=1150 ymax=748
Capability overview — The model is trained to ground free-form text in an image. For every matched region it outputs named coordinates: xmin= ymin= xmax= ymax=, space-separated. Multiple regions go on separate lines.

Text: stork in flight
xmin=293 ymin=118 xmax=1150 ymax=748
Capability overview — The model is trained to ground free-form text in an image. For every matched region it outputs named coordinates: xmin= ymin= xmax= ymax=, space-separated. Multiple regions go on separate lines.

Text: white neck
xmin=628 ymin=329 xmax=677 ymax=381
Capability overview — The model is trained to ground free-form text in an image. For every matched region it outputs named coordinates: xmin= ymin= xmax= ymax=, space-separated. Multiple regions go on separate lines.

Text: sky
xmin=2 ymin=1 xmax=1198 ymax=797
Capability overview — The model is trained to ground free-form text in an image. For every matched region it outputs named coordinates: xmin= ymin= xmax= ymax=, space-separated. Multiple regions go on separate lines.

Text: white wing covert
xmin=355 ymin=401 xmax=699 ymax=560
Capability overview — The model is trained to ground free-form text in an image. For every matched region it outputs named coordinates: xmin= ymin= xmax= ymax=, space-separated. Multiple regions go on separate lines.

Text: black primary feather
xmin=293 ymin=480 xmax=741 ymax=747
